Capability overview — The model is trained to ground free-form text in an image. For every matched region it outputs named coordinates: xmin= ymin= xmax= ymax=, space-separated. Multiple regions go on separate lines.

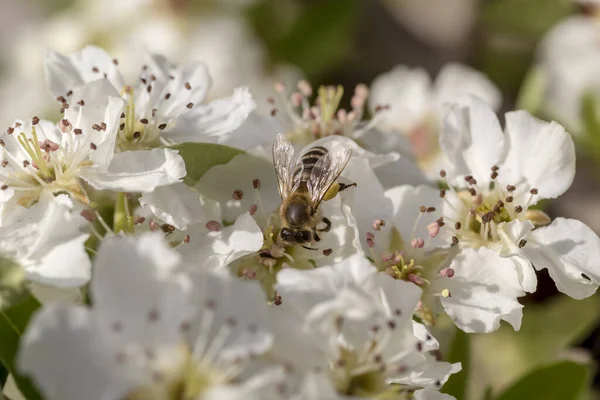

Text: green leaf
xmin=249 ymin=0 xmax=359 ymax=77
xmin=169 ymin=143 xmax=245 ymax=187
xmin=470 ymin=295 xmax=600 ymax=397
xmin=495 ymin=361 xmax=588 ymax=400
xmin=579 ymin=91 xmax=600 ymax=161
xmin=278 ymin=0 xmax=358 ymax=76
xmin=0 ymin=257 xmax=28 ymax=310
xmin=442 ymin=328 xmax=470 ymax=399
xmin=481 ymin=0 xmax=573 ymax=38
xmin=0 ymin=295 xmax=43 ymax=400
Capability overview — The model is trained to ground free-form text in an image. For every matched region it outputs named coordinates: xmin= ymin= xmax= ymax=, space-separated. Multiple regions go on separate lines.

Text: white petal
xmin=439 ymin=95 xmax=505 ymax=185
xmin=433 ymin=63 xmax=502 ymax=112
xmin=26 ymin=235 xmax=91 ymax=288
xmin=496 ymin=219 xmax=538 ymax=292
xmin=342 ymin=157 xmax=394 ymax=253
xmin=396 ymin=356 xmax=461 ymax=390
xmin=18 ymin=304 xmax=129 ymax=400
xmin=166 ymin=87 xmax=255 ymax=143
xmin=82 ymin=148 xmax=186 ymax=192
xmin=154 ymin=59 xmax=212 ymax=120
xmin=497 ymin=219 xmax=535 ymax=257
xmin=368 ymin=65 xmax=433 ymax=132
xmin=276 ymin=253 xmax=378 ymax=316
xmin=45 ymin=46 xmax=124 ymax=97
xmin=500 ymin=111 xmax=575 ymax=200
xmin=186 ymin=270 xmax=273 ymax=360
xmin=436 ymin=247 xmax=525 ymax=333
xmin=525 ymin=218 xmax=600 ymax=299
xmin=195 ymin=152 xmax=281 ymax=224
xmin=91 ymin=234 xmax=193 ymax=344
xmin=64 ymin=81 xmax=124 ymax=169
xmin=139 ymin=183 xmax=209 ymax=231
xmin=180 ymin=212 xmax=264 ymax=270
xmin=413 ymin=322 xmax=440 ymax=352
xmin=385 ymin=185 xmax=443 ymax=247
xmin=0 ymin=193 xmax=91 ymax=287
xmin=221 ymin=111 xmax=283 ymax=150
xmin=414 ymin=389 xmax=456 ymax=400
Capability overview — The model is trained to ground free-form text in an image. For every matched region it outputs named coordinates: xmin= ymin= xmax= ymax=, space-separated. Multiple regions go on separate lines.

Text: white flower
xmin=367 ymin=63 xmax=501 ymax=180
xmin=268 ymin=81 xmax=380 ymax=149
xmin=537 ymin=14 xmax=600 ymax=133
xmin=356 ymin=179 xmax=524 ymax=333
xmin=193 ymin=145 xmax=361 ymax=291
xmin=270 ymin=254 xmax=460 ymax=399
xmin=0 ymin=192 xmax=90 ymax=287
xmin=437 ymin=95 xmax=600 ymax=303
xmin=18 ymin=233 xmax=282 ymax=400
xmin=0 ymin=79 xmax=185 ymax=215
xmin=46 ymin=45 xmax=256 ymax=150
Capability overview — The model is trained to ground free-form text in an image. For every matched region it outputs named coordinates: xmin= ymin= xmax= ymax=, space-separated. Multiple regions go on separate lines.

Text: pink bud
xmin=367 ymin=238 xmax=375 ymax=248
xmin=351 ymin=95 xmax=365 ymax=110
xmin=427 ymin=222 xmax=440 ymax=238
xmin=290 ymin=92 xmax=303 ymax=107
xmin=205 ymin=220 xmax=222 ymax=232
xmin=297 ymin=80 xmax=313 ymax=96
xmin=439 ymin=267 xmax=455 ymax=278
xmin=408 ymin=274 xmax=424 ymax=285
xmin=411 ymin=237 xmax=425 ymax=249
xmin=366 ymin=232 xmax=375 ymax=241
xmin=274 ymin=81 xmax=286 ymax=93
xmin=80 ymin=209 xmax=96 ymax=222
xmin=248 ymin=204 xmax=258 ymax=215
xmin=373 ymin=219 xmax=386 ymax=231
xmin=354 ymin=83 xmax=368 ymax=98
xmin=149 ymin=219 xmax=160 ymax=232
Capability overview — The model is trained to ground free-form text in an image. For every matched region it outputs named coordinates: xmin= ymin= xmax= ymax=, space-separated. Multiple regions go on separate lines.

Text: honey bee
xmin=273 ymin=134 xmax=355 ymax=248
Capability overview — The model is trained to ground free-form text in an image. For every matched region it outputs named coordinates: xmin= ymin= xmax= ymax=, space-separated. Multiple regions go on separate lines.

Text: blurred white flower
xmin=271 ymin=254 xmax=460 ymax=399
xmin=0 ymin=192 xmax=90 ymax=287
xmin=537 ymin=14 xmax=600 ymax=133
xmin=0 ymin=80 xmax=185 ymax=215
xmin=379 ymin=0 xmax=479 ymax=49
xmin=267 ymin=81 xmax=381 ymax=149
xmin=46 ymin=45 xmax=255 ymax=149
xmin=18 ymin=233 xmax=282 ymax=400
xmin=367 ymin=63 xmax=501 ymax=180
xmin=437 ymin=96 xmax=600 ymax=303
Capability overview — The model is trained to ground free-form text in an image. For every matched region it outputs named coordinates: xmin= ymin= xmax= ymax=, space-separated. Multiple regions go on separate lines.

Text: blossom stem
xmin=113 ymin=192 xmax=134 ymax=234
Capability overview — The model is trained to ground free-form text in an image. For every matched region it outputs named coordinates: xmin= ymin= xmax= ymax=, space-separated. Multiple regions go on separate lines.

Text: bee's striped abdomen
xmin=295 ymin=146 xmax=328 ymax=182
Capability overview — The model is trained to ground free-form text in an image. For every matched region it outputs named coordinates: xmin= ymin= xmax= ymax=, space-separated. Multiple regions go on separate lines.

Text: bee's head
xmin=280 ymin=228 xmax=312 ymax=244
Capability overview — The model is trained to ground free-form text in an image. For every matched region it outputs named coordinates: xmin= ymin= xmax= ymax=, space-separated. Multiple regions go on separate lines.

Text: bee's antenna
xmin=302 ymin=245 xmax=319 ymax=251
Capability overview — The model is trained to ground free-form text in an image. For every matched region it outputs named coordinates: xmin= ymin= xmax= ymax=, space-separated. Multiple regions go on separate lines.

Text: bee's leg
xmin=314 ymin=232 xmax=321 ymax=242
xmin=317 ymin=217 xmax=331 ymax=233
xmin=338 ymin=182 xmax=357 ymax=192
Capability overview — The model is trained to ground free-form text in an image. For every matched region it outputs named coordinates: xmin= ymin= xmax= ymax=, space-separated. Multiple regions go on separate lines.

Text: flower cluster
xmin=1 ymin=44 xmax=598 ymax=400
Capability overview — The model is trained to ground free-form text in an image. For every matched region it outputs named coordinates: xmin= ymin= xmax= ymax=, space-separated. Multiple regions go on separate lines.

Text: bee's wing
xmin=272 ymin=134 xmax=300 ymax=199
xmin=307 ymin=145 xmax=352 ymax=208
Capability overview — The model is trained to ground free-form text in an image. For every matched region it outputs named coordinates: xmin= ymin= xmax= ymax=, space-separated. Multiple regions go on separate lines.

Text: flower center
xmin=1 ymin=120 xmax=91 ymax=206
xmin=438 ymin=169 xmax=550 ymax=249
xmin=272 ymin=81 xmax=376 ymax=147
xmin=117 ymin=86 xmax=165 ymax=151
xmin=332 ymin=347 xmax=389 ymax=397
xmin=124 ymin=345 xmax=229 ymax=400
